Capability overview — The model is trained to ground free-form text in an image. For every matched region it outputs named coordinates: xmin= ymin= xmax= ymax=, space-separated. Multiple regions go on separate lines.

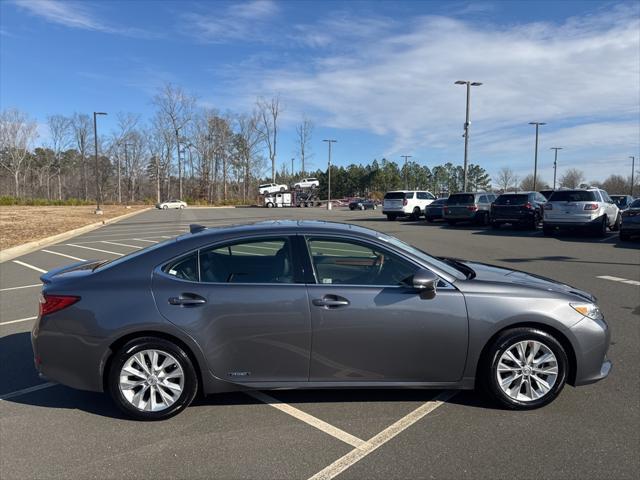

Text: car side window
xmin=163 ymin=252 xmax=199 ymax=282
xmin=307 ymin=238 xmax=417 ymax=286
xmin=199 ymin=237 xmax=295 ymax=284
xmin=405 ymin=192 xmax=415 ymax=199
xmin=479 ymin=195 xmax=487 ymax=203
xmin=417 ymin=192 xmax=428 ymax=200
xmin=601 ymin=191 xmax=612 ymax=203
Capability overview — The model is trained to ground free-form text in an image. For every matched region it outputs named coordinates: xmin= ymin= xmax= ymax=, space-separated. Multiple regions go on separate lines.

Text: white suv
xmin=382 ymin=190 xmax=436 ymax=221
xmin=259 ymin=183 xmax=288 ymax=195
xmin=543 ymin=188 xmax=621 ymax=236
xmin=294 ymin=178 xmax=320 ymax=189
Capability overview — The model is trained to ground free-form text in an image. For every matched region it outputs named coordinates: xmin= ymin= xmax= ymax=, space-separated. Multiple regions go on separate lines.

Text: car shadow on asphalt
xmin=497 ymin=255 xmax=638 ymax=267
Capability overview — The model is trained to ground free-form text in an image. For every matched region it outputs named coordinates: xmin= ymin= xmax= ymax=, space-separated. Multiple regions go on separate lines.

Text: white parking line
xmin=0 ymin=382 xmax=56 ymax=401
xmin=0 ymin=315 xmax=37 ymax=326
xmin=133 ymin=238 xmax=159 ymax=243
xmin=101 ymin=241 xmax=142 ymax=249
xmin=12 ymin=260 xmax=47 ymax=273
xmin=308 ymin=390 xmax=456 ymax=480
xmin=597 ymin=275 xmax=640 ymax=286
xmin=246 ymin=391 xmax=366 ymax=448
xmin=41 ymin=250 xmax=86 ymax=261
xmin=0 ymin=283 xmax=41 ymax=292
xmin=66 ymin=244 xmax=124 ymax=256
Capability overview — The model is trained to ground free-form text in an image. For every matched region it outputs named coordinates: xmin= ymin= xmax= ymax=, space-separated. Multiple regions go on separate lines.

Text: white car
xmin=294 ymin=177 xmax=320 ymax=189
xmin=259 ymin=183 xmax=288 ymax=195
xmin=156 ymin=199 xmax=187 ymax=210
xmin=382 ymin=190 xmax=436 ymax=220
xmin=543 ymin=188 xmax=620 ymax=237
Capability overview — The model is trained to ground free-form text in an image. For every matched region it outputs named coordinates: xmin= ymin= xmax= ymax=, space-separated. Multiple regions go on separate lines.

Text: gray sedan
xmin=32 ymin=221 xmax=611 ymax=420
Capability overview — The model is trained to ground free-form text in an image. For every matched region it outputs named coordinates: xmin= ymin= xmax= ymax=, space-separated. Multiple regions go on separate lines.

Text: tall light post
xmin=291 ymin=157 xmax=295 ymax=177
xmin=401 ymin=155 xmax=412 ymax=189
xmin=529 ymin=122 xmax=546 ymax=191
xmin=631 ymin=156 xmax=636 ymax=196
xmin=323 ymin=139 xmax=337 ymax=210
xmin=455 ymin=80 xmax=482 ymax=192
xmin=550 ymin=147 xmax=562 ymax=190
xmin=93 ymin=112 xmax=107 ymax=214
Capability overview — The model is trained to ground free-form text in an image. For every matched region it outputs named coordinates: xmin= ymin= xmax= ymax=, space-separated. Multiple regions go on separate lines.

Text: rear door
xmin=303 ymin=236 xmax=468 ymax=382
xmin=152 ymin=235 xmax=311 ymax=382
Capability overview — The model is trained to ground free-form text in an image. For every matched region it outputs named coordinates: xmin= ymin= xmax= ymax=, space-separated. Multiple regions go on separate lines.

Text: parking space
xmin=1 ymin=207 xmax=638 ymax=479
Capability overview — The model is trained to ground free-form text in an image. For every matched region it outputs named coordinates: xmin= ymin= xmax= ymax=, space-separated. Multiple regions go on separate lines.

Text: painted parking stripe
xmin=0 ymin=283 xmax=41 ymax=292
xmin=12 ymin=260 xmax=47 ymax=273
xmin=597 ymin=275 xmax=640 ymax=286
xmin=101 ymin=241 xmax=142 ymax=249
xmin=246 ymin=390 xmax=366 ymax=448
xmin=41 ymin=249 xmax=86 ymax=262
xmin=0 ymin=316 xmax=37 ymax=326
xmin=66 ymin=244 xmax=124 ymax=256
xmin=133 ymin=238 xmax=159 ymax=243
xmin=0 ymin=382 xmax=56 ymax=401
xmin=308 ymin=390 xmax=457 ymax=480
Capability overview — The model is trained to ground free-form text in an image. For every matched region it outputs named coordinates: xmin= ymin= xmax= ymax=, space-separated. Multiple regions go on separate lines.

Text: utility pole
xmin=93 ymin=112 xmax=107 ymax=214
xmin=455 ymin=80 xmax=482 ymax=192
xmin=529 ymin=122 xmax=546 ymax=191
xmin=631 ymin=156 xmax=636 ymax=196
xmin=550 ymin=147 xmax=562 ymax=190
xmin=323 ymin=139 xmax=337 ymax=210
xmin=401 ymin=155 xmax=412 ymax=189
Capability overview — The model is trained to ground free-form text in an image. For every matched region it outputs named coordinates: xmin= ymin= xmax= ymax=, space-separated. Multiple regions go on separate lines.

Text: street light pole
xmin=550 ymin=147 xmax=563 ymax=190
xmin=401 ymin=155 xmax=412 ymax=189
xmin=631 ymin=156 xmax=636 ymax=196
xmin=93 ymin=112 xmax=107 ymax=214
xmin=291 ymin=158 xmax=295 ymax=177
xmin=529 ymin=122 xmax=546 ymax=191
xmin=455 ymin=80 xmax=482 ymax=192
xmin=323 ymin=139 xmax=337 ymax=210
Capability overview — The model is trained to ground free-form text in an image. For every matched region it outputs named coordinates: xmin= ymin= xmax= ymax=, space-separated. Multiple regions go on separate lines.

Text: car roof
xmin=498 ymin=191 xmax=535 ymax=195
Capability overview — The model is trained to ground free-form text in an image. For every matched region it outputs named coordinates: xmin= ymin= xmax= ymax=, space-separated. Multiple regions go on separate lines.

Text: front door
xmin=152 ymin=235 xmax=311 ymax=382
xmin=303 ymin=237 xmax=468 ymax=383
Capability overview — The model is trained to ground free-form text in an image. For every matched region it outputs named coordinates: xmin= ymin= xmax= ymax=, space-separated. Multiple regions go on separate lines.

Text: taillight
xmin=39 ymin=294 xmax=80 ymax=317
xmin=584 ymin=203 xmax=599 ymax=211
xmin=467 ymin=205 xmax=478 ymax=211
xmin=402 ymin=198 xmax=408 ymax=206
xmin=524 ymin=202 xmax=533 ymax=210
xmin=544 ymin=203 xmax=553 ymax=210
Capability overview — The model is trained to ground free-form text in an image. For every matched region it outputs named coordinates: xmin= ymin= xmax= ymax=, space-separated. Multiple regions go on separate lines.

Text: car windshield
xmin=549 ymin=190 xmax=597 ymax=202
xmin=495 ymin=194 xmax=528 ymax=205
xmin=447 ymin=194 xmax=475 ymax=205
xmin=630 ymin=199 xmax=640 ymax=208
xmin=610 ymin=196 xmax=627 ymax=207
xmin=384 ymin=192 xmax=405 ymax=200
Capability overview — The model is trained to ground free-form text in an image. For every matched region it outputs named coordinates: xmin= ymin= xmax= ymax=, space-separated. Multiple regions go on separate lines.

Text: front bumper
xmin=570 ymin=315 xmax=612 ymax=386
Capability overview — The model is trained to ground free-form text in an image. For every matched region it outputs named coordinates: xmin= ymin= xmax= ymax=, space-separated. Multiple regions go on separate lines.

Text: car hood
xmin=455 ymin=260 xmax=596 ymax=302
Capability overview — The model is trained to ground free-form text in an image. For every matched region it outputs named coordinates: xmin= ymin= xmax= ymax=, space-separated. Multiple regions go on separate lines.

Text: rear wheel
xmin=410 ymin=207 xmax=421 ymax=220
xmin=108 ymin=337 xmax=198 ymax=421
xmin=386 ymin=214 xmax=397 ymax=221
xmin=480 ymin=328 xmax=568 ymax=410
xmin=542 ymin=224 xmax=553 ymax=236
xmin=595 ymin=216 xmax=608 ymax=237
xmin=446 ymin=220 xmax=458 ymax=226
xmin=266 ymin=202 xmax=274 ymax=208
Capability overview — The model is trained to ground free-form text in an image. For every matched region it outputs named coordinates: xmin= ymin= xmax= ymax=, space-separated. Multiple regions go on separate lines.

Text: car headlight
xmin=570 ymin=303 xmax=603 ymax=321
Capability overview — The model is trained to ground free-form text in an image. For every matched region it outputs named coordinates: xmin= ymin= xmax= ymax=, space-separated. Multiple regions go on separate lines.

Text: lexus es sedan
xmin=32 ymin=221 xmax=611 ymax=420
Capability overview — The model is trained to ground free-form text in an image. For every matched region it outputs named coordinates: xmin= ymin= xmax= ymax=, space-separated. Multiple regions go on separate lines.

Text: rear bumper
xmin=543 ymin=214 xmax=604 ymax=229
xmin=383 ymin=209 xmax=410 ymax=216
xmin=492 ymin=212 xmax=536 ymax=223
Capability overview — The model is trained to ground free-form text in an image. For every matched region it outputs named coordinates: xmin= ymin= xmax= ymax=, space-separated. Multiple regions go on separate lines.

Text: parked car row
xmin=379 ymin=187 xmax=638 ymax=241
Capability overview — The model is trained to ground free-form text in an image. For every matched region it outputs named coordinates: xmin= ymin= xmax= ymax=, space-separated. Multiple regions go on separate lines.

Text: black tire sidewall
xmin=484 ymin=328 xmax=568 ymax=410
xmin=108 ymin=337 xmax=198 ymax=421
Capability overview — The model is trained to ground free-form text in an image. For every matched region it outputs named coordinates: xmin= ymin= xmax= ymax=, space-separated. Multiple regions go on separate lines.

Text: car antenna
xmin=189 ymin=224 xmax=206 ymax=234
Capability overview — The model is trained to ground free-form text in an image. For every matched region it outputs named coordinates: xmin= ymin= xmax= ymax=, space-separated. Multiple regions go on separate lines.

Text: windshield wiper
xmin=438 ymin=257 xmax=476 ymax=279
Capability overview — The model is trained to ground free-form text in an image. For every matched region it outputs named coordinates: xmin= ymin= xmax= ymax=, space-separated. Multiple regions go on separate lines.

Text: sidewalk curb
xmin=0 ymin=207 xmax=152 ymax=264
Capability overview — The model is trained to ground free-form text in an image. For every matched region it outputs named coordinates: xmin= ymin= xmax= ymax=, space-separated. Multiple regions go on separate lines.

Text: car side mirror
xmin=411 ymin=268 xmax=438 ymax=298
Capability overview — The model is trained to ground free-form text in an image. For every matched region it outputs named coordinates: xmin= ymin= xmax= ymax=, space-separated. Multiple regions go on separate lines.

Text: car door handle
xmin=168 ymin=294 xmax=206 ymax=306
xmin=312 ymin=296 xmax=350 ymax=308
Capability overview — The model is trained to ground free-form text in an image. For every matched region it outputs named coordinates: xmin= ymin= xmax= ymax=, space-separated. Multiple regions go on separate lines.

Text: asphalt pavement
xmin=1 ymin=206 xmax=638 ymax=479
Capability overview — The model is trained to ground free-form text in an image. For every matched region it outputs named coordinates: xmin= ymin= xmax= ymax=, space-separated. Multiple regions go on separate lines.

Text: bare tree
xmin=296 ymin=116 xmax=313 ymax=176
xmin=494 ymin=167 xmax=514 ymax=192
xmin=255 ymin=96 xmax=280 ymax=182
xmin=47 ymin=115 xmax=72 ymax=200
xmin=71 ymin=113 xmax=93 ymax=200
xmin=559 ymin=168 xmax=585 ymax=189
xmin=152 ymin=83 xmax=194 ymax=199
xmin=235 ymin=112 xmax=265 ymax=201
xmin=0 ymin=109 xmax=38 ymax=196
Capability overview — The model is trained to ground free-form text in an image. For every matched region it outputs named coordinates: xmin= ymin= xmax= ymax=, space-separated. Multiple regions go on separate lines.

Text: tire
xmin=446 ymin=220 xmax=457 ymax=226
xmin=108 ymin=337 xmax=198 ymax=421
xmin=349 ymin=206 xmax=354 ymax=210
xmin=480 ymin=327 xmax=568 ymax=410
xmin=162 ymin=205 xmax=168 ymax=210
xmin=386 ymin=214 xmax=397 ymax=221
xmin=179 ymin=205 xmax=185 ymax=210
xmin=620 ymin=231 xmax=630 ymax=241
xmin=595 ymin=216 xmax=607 ymax=237
xmin=611 ymin=214 xmax=621 ymax=232
xmin=542 ymin=225 xmax=553 ymax=236
xmin=479 ymin=212 xmax=490 ymax=226
xmin=491 ymin=221 xmax=501 ymax=230
xmin=266 ymin=202 xmax=274 ymax=208
xmin=359 ymin=205 xmax=365 ymax=211
xmin=409 ymin=207 xmax=420 ymax=221
xmin=280 ymin=186 xmax=286 ymax=192
xmin=528 ymin=214 xmax=538 ymax=230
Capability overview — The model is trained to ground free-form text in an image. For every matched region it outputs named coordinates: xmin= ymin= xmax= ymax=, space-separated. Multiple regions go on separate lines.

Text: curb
xmin=0 ymin=207 xmax=152 ymax=263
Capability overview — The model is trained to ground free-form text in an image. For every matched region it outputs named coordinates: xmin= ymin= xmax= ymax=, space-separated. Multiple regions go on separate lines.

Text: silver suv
xmin=443 ymin=192 xmax=497 ymax=226
xmin=543 ymin=188 xmax=620 ymax=237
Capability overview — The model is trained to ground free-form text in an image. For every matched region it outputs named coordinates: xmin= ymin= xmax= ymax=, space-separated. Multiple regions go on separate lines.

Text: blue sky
xmin=1 ymin=0 xmax=639 ymax=184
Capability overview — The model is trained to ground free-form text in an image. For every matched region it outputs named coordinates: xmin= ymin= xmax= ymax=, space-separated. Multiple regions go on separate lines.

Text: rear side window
xmin=405 ymin=192 xmax=415 ymax=199
xmin=447 ymin=194 xmax=475 ymax=205
xmin=164 ymin=253 xmax=199 ymax=281
xmin=478 ymin=195 xmax=487 ymax=203
xmin=384 ymin=192 xmax=405 ymax=200
xmin=631 ymin=199 xmax=640 ymax=208
xmin=549 ymin=191 xmax=597 ymax=202
xmin=495 ymin=194 xmax=528 ymax=205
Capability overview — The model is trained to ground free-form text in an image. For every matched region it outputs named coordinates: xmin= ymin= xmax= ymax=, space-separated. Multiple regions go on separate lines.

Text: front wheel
xmin=108 ymin=337 xmax=198 ymax=421
xmin=480 ymin=328 xmax=568 ymax=410
xmin=179 ymin=205 xmax=185 ymax=210
xmin=162 ymin=205 xmax=168 ymax=210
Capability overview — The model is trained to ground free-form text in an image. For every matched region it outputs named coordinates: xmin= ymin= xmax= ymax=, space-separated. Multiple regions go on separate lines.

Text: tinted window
xmin=539 ymin=190 xmax=553 ymax=199
xmin=495 ymin=194 xmax=528 ymax=205
xmin=549 ymin=190 xmax=597 ymax=202
xmin=164 ymin=252 xmax=199 ymax=281
xmin=631 ymin=199 xmax=640 ymax=208
xmin=307 ymin=239 xmax=416 ymax=286
xmin=384 ymin=192 xmax=405 ymax=200
xmin=199 ymin=238 xmax=294 ymax=283
xmin=479 ymin=195 xmax=487 ymax=203
xmin=447 ymin=194 xmax=475 ymax=205
xmin=405 ymin=192 xmax=415 ymax=199
xmin=307 ymin=178 xmax=317 ymax=181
